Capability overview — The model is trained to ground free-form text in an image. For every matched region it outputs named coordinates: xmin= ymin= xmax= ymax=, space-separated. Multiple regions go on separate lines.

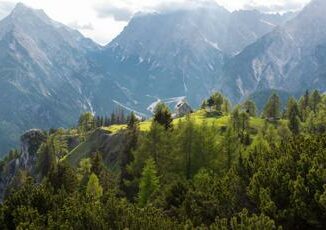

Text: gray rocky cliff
xmin=0 ymin=129 xmax=46 ymax=201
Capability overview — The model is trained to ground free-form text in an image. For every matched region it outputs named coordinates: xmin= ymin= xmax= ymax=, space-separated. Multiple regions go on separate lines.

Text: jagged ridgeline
xmin=0 ymin=91 xmax=325 ymax=229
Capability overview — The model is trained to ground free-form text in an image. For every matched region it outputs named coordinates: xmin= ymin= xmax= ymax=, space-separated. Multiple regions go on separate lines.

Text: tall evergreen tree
xmin=153 ymin=103 xmax=173 ymax=130
xmin=287 ymin=98 xmax=301 ymax=135
xmin=219 ymin=128 xmax=240 ymax=171
xmin=299 ymin=90 xmax=310 ymax=121
xmin=78 ymin=112 xmax=95 ymax=132
xmin=210 ymin=92 xmax=224 ymax=113
xmin=91 ymin=152 xmax=104 ymax=177
xmin=120 ymin=120 xmax=139 ymax=199
xmin=178 ymin=117 xmax=196 ymax=179
xmin=310 ymin=90 xmax=322 ymax=113
xmin=138 ymin=158 xmax=159 ymax=207
xmin=128 ymin=112 xmax=138 ymax=129
xmin=231 ymin=107 xmax=250 ymax=142
xmin=86 ymin=173 xmax=103 ymax=200
xmin=231 ymin=106 xmax=241 ymax=134
xmin=37 ymin=135 xmax=67 ymax=178
xmin=263 ymin=93 xmax=280 ymax=120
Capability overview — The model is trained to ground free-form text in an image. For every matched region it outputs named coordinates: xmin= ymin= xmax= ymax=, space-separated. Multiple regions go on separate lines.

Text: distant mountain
xmin=99 ymin=3 xmax=292 ymax=114
xmin=221 ymin=0 xmax=326 ymax=102
xmin=0 ymin=3 xmax=104 ymax=153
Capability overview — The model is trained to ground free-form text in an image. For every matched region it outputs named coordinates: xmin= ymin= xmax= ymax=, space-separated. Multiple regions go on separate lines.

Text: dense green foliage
xmin=0 ymin=91 xmax=326 ymax=229
xmin=153 ymin=103 xmax=173 ymax=130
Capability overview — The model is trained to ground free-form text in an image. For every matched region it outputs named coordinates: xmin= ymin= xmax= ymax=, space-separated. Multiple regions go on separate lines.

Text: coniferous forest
xmin=0 ymin=90 xmax=326 ymax=230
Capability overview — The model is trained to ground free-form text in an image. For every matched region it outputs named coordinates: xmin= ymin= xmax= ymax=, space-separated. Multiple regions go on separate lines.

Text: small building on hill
xmin=173 ymin=99 xmax=193 ymax=118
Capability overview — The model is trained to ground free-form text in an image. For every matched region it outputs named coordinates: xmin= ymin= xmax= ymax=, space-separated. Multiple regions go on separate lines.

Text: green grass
xmin=64 ymin=110 xmax=269 ymax=167
xmin=102 ymin=110 xmax=230 ymax=133
xmin=102 ymin=120 xmax=152 ymax=133
xmin=102 ymin=124 xmax=127 ymax=133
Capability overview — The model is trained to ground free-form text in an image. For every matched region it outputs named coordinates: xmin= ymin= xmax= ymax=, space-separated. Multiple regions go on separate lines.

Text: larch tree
xmin=138 ymin=158 xmax=159 ymax=207
xmin=86 ymin=173 xmax=103 ymax=200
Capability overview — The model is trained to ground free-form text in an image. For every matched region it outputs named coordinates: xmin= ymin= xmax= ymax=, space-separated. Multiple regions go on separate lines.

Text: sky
xmin=0 ymin=0 xmax=311 ymax=45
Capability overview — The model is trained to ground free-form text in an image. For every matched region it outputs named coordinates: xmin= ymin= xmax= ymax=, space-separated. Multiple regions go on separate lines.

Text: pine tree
xmin=231 ymin=106 xmax=250 ymax=142
xmin=86 ymin=173 xmax=103 ymax=200
xmin=219 ymin=128 xmax=240 ymax=171
xmin=37 ymin=135 xmax=67 ymax=178
xmin=211 ymin=92 xmax=224 ymax=113
xmin=48 ymin=162 xmax=78 ymax=193
xmin=231 ymin=106 xmax=241 ymax=134
xmin=239 ymin=111 xmax=250 ymax=143
xmin=179 ymin=117 xmax=196 ymax=179
xmin=310 ymin=90 xmax=321 ymax=113
xmin=138 ymin=158 xmax=159 ymax=207
xmin=120 ymin=121 xmax=139 ymax=199
xmin=78 ymin=112 xmax=95 ymax=132
xmin=242 ymin=100 xmax=257 ymax=117
xmin=153 ymin=103 xmax=173 ymax=130
xmin=91 ymin=152 xmax=104 ymax=177
xmin=287 ymin=97 xmax=301 ymax=135
xmin=263 ymin=93 xmax=280 ymax=120
xmin=128 ymin=112 xmax=138 ymax=129
xmin=299 ymin=90 xmax=310 ymax=121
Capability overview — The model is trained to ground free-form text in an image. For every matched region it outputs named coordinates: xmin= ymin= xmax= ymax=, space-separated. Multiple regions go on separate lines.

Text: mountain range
xmin=0 ymin=0 xmax=324 ymax=155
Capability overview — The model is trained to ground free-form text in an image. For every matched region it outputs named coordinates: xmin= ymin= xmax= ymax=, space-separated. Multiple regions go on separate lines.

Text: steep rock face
xmin=19 ymin=129 xmax=46 ymax=170
xmin=224 ymin=10 xmax=295 ymax=55
xmin=0 ymin=129 xmax=46 ymax=201
xmin=221 ymin=0 xmax=326 ymax=102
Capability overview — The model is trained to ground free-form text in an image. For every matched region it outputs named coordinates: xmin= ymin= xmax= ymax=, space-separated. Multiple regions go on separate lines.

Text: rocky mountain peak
xmin=9 ymin=3 xmax=52 ymax=25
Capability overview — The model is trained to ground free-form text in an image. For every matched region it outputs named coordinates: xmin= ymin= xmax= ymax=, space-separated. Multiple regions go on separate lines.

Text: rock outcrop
xmin=0 ymin=129 xmax=46 ymax=201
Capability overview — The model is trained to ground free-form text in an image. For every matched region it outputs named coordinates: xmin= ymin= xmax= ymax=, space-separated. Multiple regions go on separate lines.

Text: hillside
xmin=0 ymin=90 xmax=325 ymax=229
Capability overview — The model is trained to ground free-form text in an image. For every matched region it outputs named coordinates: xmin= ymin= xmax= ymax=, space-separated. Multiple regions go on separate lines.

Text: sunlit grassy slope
xmin=64 ymin=110 xmax=269 ymax=167
xmin=102 ymin=109 xmax=265 ymax=133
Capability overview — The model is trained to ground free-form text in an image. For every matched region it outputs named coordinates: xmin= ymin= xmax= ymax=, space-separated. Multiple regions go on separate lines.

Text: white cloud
xmin=0 ymin=0 xmax=312 ymax=45
xmin=94 ymin=5 xmax=133 ymax=21
xmin=243 ymin=0 xmax=308 ymax=13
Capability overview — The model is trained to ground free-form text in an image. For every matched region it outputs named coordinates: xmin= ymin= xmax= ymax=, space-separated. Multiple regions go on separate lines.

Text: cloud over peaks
xmin=94 ymin=4 xmax=133 ymax=21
